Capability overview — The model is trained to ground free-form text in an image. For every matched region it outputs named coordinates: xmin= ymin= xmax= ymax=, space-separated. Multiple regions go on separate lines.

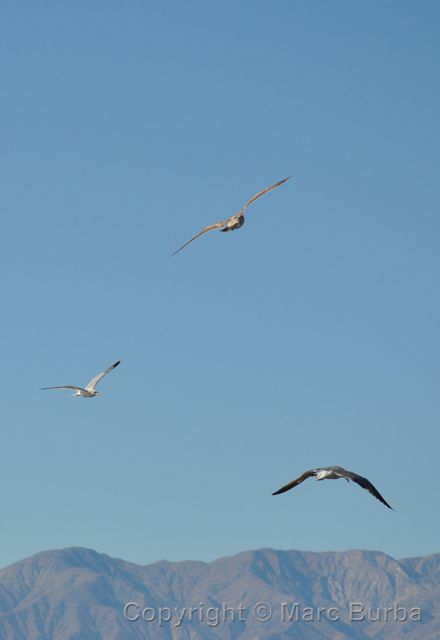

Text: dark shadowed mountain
xmin=0 ymin=547 xmax=438 ymax=639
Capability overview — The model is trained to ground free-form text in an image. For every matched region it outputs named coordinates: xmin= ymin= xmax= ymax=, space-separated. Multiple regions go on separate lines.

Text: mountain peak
xmin=0 ymin=547 xmax=436 ymax=639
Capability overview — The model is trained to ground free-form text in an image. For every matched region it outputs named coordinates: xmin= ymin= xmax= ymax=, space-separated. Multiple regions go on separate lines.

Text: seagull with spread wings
xmin=42 ymin=360 xmax=121 ymax=398
xmin=272 ymin=466 xmax=393 ymax=509
xmin=172 ymin=176 xmax=291 ymax=255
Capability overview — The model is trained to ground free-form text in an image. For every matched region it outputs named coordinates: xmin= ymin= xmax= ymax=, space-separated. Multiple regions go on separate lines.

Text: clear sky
xmin=1 ymin=0 xmax=439 ymax=570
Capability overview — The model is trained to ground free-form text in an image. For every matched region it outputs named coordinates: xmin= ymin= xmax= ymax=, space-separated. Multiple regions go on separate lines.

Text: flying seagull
xmin=42 ymin=360 xmax=121 ymax=398
xmin=272 ymin=466 xmax=393 ymax=509
xmin=172 ymin=176 xmax=291 ymax=255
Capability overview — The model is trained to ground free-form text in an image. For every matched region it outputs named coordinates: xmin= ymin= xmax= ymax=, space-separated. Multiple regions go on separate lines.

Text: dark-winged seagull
xmin=272 ymin=466 xmax=393 ymax=509
xmin=172 ymin=176 xmax=291 ymax=255
xmin=42 ymin=360 xmax=121 ymax=398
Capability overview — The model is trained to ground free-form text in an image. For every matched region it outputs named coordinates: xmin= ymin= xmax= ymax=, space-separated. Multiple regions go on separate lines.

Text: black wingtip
xmin=172 ymin=242 xmax=188 ymax=256
xmin=374 ymin=493 xmax=394 ymax=510
xmin=113 ymin=360 xmax=121 ymax=368
xmin=375 ymin=490 xmax=393 ymax=510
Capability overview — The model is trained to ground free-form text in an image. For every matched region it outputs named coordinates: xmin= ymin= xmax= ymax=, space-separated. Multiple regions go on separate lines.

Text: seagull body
xmin=42 ymin=360 xmax=120 ymax=398
xmin=272 ymin=465 xmax=393 ymax=509
xmin=172 ymin=176 xmax=291 ymax=255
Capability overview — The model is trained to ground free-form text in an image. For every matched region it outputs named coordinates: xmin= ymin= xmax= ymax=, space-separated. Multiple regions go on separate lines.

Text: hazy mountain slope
xmin=0 ymin=547 xmax=438 ymax=639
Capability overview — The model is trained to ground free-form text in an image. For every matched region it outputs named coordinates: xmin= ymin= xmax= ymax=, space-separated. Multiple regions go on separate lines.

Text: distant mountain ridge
xmin=0 ymin=547 xmax=439 ymax=639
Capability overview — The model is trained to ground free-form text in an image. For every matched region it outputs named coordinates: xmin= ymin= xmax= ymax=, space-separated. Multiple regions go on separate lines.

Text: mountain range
xmin=0 ymin=546 xmax=439 ymax=639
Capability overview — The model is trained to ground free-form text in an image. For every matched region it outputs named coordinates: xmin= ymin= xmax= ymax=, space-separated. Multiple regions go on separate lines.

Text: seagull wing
xmin=172 ymin=220 xmax=227 ymax=255
xmin=85 ymin=360 xmax=121 ymax=392
xmin=240 ymin=176 xmax=291 ymax=214
xmin=343 ymin=470 xmax=393 ymax=510
xmin=272 ymin=469 xmax=317 ymax=495
xmin=41 ymin=386 xmax=84 ymax=392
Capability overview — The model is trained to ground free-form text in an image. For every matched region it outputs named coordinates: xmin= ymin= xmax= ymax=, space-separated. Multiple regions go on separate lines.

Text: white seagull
xmin=42 ymin=360 xmax=121 ymax=398
xmin=272 ymin=466 xmax=393 ymax=509
xmin=172 ymin=176 xmax=291 ymax=255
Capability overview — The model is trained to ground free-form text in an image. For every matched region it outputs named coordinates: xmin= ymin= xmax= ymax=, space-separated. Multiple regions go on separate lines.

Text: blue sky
xmin=1 ymin=0 xmax=439 ymax=569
